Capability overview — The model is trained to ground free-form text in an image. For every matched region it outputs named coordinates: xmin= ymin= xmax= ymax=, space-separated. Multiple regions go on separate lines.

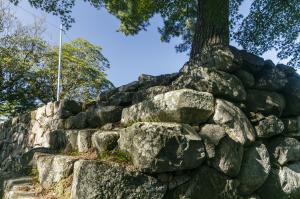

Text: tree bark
xmin=190 ymin=0 xmax=230 ymax=61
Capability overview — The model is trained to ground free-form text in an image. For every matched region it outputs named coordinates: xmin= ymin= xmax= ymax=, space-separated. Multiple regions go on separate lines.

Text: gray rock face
xmin=244 ymin=194 xmax=261 ymax=199
xmin=246 ymin=90 xmax=286 ymax=116
xmin=255 ymin=67 xmax=288 ymax=91
xmin=258 ymin=163 xmax=300 ymax=199
xmin=86 ymin=106 xmax=123 ymax=128
xmin=35 ymin=153 xmax=78 ymax=188
xmin=92 ymin=131 xmax=120 ymax=153
xmin=132 ymin=86 xmax=172 ymax=104
xmin=65 ymin=112 xmax=88 ymax=129
xmin=166 ymin=166 xmax=240 ymax=199
xmin=240 ymin=50 xmax=264 ymax=73
xmin=198 ymin=124 xmax=226 ymax=158
xmin=213 ymin=99 xmax=256 ymax=145
xmin=282 ymin=117 xmax=299 ymax=133
xmin=181 ymin=47 xmax=240 ymax=72
xmin=121 ymin=89 xmax=214 ymax=125
xmin=98 ymin=91 xmax=135 ymax=107
xmin=267 ymin=137 xmax=300 ymax=166
xmin=119 ymin=122 xmax=206 ymax=173
xmin=71 ymin=160 xmax=167 ymax=199
xmin=254 ymin=115 xmax=284 ymax=138
xmin=173 ymin=67 xmax=247 ymax=102
xmin=237 ymin=143 xmax=271 ymax=195
xmin=283 ymin=74 xmax=300 ymax=116
xmin=211 ymin=136 xmax=244 ymax=177
xmin=137 ymin=73 xmax=179 ymax=89
xmin=234 ymin=69 xmax=255 ymax=88
xmin=77 ymin=129 xmax=96 ymax=153
xmin=276 ymin=64 xmax=297 ymax=77
xmin=57 ymin=100 xmax=82 ymax=119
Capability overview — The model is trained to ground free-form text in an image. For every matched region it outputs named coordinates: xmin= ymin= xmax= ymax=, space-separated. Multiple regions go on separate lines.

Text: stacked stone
xmin=0 ymin=47 xmax=300 ymax=199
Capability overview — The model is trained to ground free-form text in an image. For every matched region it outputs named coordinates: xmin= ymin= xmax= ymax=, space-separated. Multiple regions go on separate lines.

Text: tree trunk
xmin=190 ymin=0 xmax=230 ymax=61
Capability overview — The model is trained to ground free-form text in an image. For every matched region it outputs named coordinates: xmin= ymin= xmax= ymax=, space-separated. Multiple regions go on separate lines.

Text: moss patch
xmin=99 ymin=149 xmax=132 ymax=164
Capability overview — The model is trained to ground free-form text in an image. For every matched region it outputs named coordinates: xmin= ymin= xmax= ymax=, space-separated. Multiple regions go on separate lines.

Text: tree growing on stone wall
xmin=9 ymin=0 xmax=300 ymax=67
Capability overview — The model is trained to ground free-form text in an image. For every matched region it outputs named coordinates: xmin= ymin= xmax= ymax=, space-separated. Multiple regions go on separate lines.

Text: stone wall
xmin=1 ymin=47 xmax=300 ymax=199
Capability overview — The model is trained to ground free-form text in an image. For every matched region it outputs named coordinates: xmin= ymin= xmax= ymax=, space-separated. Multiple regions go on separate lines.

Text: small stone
xmin=213 ymin=99 xmax=256 ymax=145
xmin=246 ymin=90 xmax=285 ymax=116
xmin=92 ymin=131 xmax=120 ymax=153
xmin=254 ymin=115 xmax=284 ymax=138
xmin=267 ymin=137 xmax=300 ymax=166
xmin=77 ymin=129 xmax=96 ymax=153
xmin=198 ymin=124 xmax=226 ymax=158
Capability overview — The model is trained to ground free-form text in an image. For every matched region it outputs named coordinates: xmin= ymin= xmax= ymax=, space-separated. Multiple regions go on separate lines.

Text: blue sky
xmin=12 ymin=0 xmax=293 ymax=87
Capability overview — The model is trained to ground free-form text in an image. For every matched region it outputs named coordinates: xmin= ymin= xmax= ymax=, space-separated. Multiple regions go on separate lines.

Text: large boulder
xmin=283 ymin=74 xmax=300 ymax=116
xmin=211 ymin=136 xmax=244 ymax=177
xmin=198 ymin=124 xmax=226 ymax=158
xmin=254 ymin=67 xmax=288 ymax=91
xmin=254 ymin=115 xmax=284 ymax=138
xmin=267 ymin=137 xmax=300 ymax=166
xmin=165 ymin=166 xmax=240 ymax=199
xmin=64 ymin=112 xmax=88 ymax=130
xmin=57 ymin=100 xmax=82 ymax=119
xmin=118 ymin=122 xmax=206 ymax=173
xmin=237 ymin=142 xmax=271 ymax=195
xmin=35 ymin=153 xmax=78 ymax=188
xmin=86 ymin=106 xmax=123 ymax=128
xmin=132 ymin=86 xmax=172 ymax=104
xmin=246 ymin=90 xmax=285 ymax=116
xmin=213 ymin=99 xmax=256 ymax=145
xmin=71 ymin=160 xmax=167 ymax=199
xmin=180 ymin=46 xmax=240 ymax=72
xmin=240 ymin=50 xmax=264 ymax=73
xmin=173 ymin=67 xmax=247 ymax=102
xmin=258 ymin=163 xmax=300 ymax=199
xmin=121 ymin=89 xmax=214 ymax=125
xmin=92 ymin=130 xmax=120 ymax=153
xmin=234 ymin=69 xmax=255 ymax=88
xmin=77 ymin=129 xmax=97 ymax=153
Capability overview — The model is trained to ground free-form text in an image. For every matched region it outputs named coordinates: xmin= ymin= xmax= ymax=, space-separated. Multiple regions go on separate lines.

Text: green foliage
xmin=37 ymin=38 xmax=112 ymax=103
xmin=235 ymin=0 xmax=300 ymax=67
xmin=0 ymin=3 xmax=47 ymax=115
xmin=11 ymin=0 xmax=300 ymax=67
xmin=0 ymin=2 xmax=113 ymax=116
xmin=99 ymin=149 xmax=132 ymax=164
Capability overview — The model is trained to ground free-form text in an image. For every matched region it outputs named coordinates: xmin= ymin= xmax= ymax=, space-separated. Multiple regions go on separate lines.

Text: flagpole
xmin=56 ymin=24 xmax=63 ymax=101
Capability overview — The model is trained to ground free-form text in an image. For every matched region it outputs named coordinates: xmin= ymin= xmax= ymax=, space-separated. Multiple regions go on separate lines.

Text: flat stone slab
xmin=71 ymin=160 xmax=167 ymax=199
xmin=35 ymin=153 xmax=78 ymax=188
xmin=122 ymin=89 xmax=214 ymax=125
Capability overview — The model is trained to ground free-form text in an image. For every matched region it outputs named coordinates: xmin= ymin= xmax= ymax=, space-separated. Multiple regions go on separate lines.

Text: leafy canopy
xmin=0 ymin=1 xmax=113 ymax=116
xmin=9 ymin=0 xmax=300 ymax=67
